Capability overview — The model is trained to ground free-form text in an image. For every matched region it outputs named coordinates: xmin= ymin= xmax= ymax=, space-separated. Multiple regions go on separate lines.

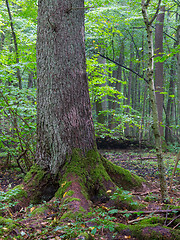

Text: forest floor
xmin=0 ymin=148 xmax=180 ymax=239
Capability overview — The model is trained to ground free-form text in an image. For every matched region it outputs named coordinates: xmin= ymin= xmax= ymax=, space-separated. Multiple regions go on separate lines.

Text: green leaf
xmin=91 ymin=227 xmax=97 ymax=235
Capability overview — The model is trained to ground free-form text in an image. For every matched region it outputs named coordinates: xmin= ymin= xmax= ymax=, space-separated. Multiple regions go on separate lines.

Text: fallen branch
xmin=173 ymin=221 xmax=180 ymax=229
xmin=166 ymin=214 xmax=180 ymax=227
xmin=118 ymin=209 xmax=180 ymax=215
xmin=128 ymin=217 xmax=148 ymax=224
xmin=137 ymin=157 xmax=157 ymax=161
xmin=132 ymin=189 xmax=160 ymax=196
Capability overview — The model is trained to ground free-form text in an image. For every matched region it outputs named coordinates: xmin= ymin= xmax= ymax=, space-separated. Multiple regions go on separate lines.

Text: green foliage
xmin=0 ymin=0 xmax=179 ymax=158
xmin=0 ymin=86 xmax=36 ymax=172
xmin=0 ymin=185 xmax=25 ymax=212
xmin=51 ymin=205 xmax=119 ymax=239
xmin=109 ymin=187 xmax=141 ymax=210
xmin=87 ymin=56 xmax=142 ymax=138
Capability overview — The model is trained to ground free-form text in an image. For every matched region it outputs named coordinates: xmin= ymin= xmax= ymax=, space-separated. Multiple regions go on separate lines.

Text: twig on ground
xmin=132 ymin=189 xmax=160 ymax=196
xmin=173 ymin=221 xmax=180 ymax=229
xmin=164 ymin=206 xmax=169 ymax=225
xmin=118 ymin=209 xmax=180 ymax=214
xmin=166 ymin=214 xmax=180 ymax=227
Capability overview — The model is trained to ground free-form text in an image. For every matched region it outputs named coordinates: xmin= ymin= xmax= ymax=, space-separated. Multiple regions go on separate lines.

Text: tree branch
xmin=92 ymin=51 xmax=148 ymax=83
xmin=149 ymin=0 xmax=162 ymax=25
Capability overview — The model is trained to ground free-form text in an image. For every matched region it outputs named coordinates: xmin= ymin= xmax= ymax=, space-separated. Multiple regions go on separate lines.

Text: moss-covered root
xmin=101 ymin=155 xmax=145 ymax=190
xmin=115 ymin=222 xmax=180 ymax=240
xmin=9 ymin=148 xmax=145 ymax=211
xmin=7 ymin=164 xmax=59 ymax=206
xmin=55 ymin=149 xmax=145 ymax=211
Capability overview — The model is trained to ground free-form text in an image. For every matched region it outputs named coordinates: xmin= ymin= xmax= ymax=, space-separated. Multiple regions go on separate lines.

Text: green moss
xmin=77 ymin=232 xmax=94 ymax=240
xmin=30 ymin=206 xmax=48 ymax=216
xmin=63 ymin=197 xmax=81 ymax=204
xmin=0 ymin=216 xmax=16 ymax=230
xmin=24 ymin=164 xmax=47 ymax=186
xmin=60 ymin=210 xmax=74 ymax=220
xmin=55 ymin=147 xmax=145 ymax=204
xmin=55 ymin=181 xmax=72 ymax=198
xmin=129 ymin=223 xmax=180 ymax=240
xmin=115 ymin=217 xmax=180 ymax=240
xmin=138 ymin=216 xmax=180 ymax=228
xmin=137 ymin=216 xmax=164 ymax=225
xmin=115 ymin=223 xmax=128 ymax=231
xmin=60 ymin=208 xmax=85 ymax=220
xmin=57 ymin=148 xmax=112 ymax=201
xmin=101 ymin=156 xmax=144 ymax=190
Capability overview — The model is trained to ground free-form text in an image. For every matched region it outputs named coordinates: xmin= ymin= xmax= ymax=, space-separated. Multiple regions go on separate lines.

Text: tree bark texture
xmin=141 ymin=0 xmax=169 ymax=202
xmin=36 ymin=0 xmax=95 ymax=174
xmin=155 ymin=6 xmax=165 ymax=137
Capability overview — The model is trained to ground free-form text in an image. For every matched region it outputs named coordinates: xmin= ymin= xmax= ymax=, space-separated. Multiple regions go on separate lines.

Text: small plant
xmin=144 ymin=193 xmax=159 ymax=202
xmin=109 ymin=187 xmax=140 ymax=210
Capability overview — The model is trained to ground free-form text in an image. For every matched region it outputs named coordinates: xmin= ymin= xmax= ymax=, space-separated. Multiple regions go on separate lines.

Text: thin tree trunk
xmin=0 ymin=32 xmax=5 ymax=51
xmin=124 ymin=42 xmax=133 ymax=137
xmin=176 ymin=25 xmax=180 ymax=138
xmin=155 ymin=6 xmax=165 ymax=137
xmin=141 ymin=0 xmax=169 ymax=202
xmin=5 ymin=0 xmax=22 ymax=89
xmin=165 ymin=56 xmax=175 ymax=143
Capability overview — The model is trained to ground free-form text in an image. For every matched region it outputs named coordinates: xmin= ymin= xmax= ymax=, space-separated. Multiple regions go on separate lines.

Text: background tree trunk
xmin=5 ymin=0 xmax=22 ymax=89
xmin=176 ymin=25 xmax=180 ymax=138
xmin=155 ymin=5 xmax=165 ymax=137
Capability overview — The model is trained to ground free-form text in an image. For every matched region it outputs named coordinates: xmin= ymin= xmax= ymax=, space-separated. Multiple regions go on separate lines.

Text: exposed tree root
xmin=8 ymin=149 xmax=145 ymax=212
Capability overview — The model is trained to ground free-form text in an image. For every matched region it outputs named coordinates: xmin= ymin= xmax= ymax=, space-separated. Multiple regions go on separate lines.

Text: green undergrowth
xmin=0 ymin=185 xmax=26 ymax=214
xmin=109 ymin=187 xmax=146 ymax=210
xmin=0 ymin=149 xmax=179 ymax=239
xmin=0 ymin=217 xmax=17 ymax=235
xmin=1 ymin=186 xmax=179 ymax=239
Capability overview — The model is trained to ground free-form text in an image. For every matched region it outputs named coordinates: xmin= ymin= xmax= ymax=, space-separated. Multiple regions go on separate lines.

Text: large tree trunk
xmin=16 ymin=0 xmax=144 ymax=211
xmin=36 ymin=0 xmax=96 ymax=174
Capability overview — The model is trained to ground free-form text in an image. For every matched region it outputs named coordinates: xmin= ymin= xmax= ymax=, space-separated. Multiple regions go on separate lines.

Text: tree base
xmin=12 ymin=148 xmax=145 ymax=211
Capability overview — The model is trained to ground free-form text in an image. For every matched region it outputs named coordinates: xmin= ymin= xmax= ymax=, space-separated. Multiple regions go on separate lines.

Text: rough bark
xmin=36 ymin=0 xmax=95 ymax=174
xmin=141 ymin=0 xmax=169 ymax=202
